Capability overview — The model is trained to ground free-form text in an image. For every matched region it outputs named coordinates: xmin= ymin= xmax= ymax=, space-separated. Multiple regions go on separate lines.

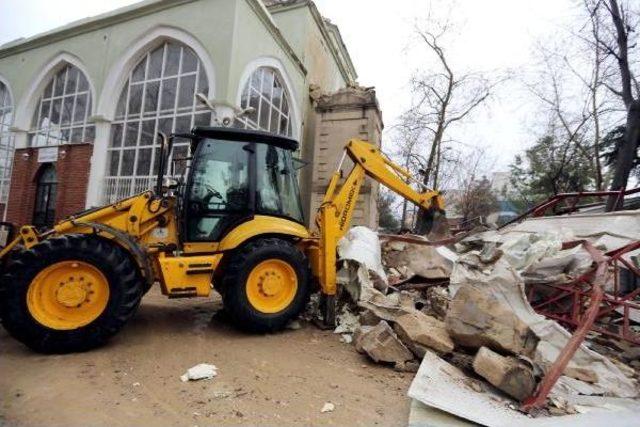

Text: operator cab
xmin=181 ymin=127 xmax=304 ymax=242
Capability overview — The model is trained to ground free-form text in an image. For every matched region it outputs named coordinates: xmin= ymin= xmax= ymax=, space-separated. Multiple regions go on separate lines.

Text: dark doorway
xmin=33 ymin=164 xmax=57 ymax=229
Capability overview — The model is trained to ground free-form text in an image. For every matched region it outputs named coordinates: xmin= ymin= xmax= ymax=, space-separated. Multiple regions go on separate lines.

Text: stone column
xmin=305 ymin=86 xmax=384 ymax=229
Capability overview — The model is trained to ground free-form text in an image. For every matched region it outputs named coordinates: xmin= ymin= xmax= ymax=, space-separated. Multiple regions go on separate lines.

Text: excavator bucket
xmin=415 ymin=206 xmax=449 ymax=239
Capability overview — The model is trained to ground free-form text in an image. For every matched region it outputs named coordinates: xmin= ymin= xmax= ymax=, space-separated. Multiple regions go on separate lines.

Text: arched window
xmin=235 ymin=67 xmax=292 ymax=137
xmin=29 ymin=64 xmax=95 ymax=147
xmin=33 ymin=164 xmax=57 ymax=229
xmin=0 ymin=81 xmax=14 ymax=204
xmin=104 ymin=41 xmax=211 ymax=202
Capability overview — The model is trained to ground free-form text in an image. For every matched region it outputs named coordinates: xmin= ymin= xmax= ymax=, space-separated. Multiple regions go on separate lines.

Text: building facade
xmin=0 ymin=0 xmax=381 ymax=229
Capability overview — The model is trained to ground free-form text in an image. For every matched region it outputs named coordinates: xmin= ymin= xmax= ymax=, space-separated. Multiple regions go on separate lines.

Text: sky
xmin=0 ymin=0 xmax=581 ymax=171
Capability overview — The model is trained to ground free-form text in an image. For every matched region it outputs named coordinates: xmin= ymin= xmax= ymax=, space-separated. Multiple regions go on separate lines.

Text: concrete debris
xmin=357 ymin=287 xmax=415 ymax=323
xmin=320 ymin=402 xmax=335 ymax=413
xmin=382 ymin=240 xmax=453 ymax=282
xmin=394 ymin=311 xmax=455 ymax=356
xmin=451 ymin=249 xmax=637 ymax=399
xmin=334 ymin=306 xmax=360 ymax=334
xmin=354 ymin=320 xmax=414 ymax=365
xmin=180 ymin=363 xmax=218 ymax=382
xmin=409 ymin=351 xmax=531 ymax=426
xmin=409 ymin=352 xmax=640 ymax=427
xmin=358 ymin=309 xmax=383 ymax=326
xmin=421 ymin=286 xmax=449 ymax=320
xmin=333 ymin=224 xmax=640 ymax=421
xmin=445 ymin=283 xmax=539 ymax=357
xmin=472 ymin=347 xmax=537 ymax=401
xmin=338 ymin=226 xmax=388 ymax=286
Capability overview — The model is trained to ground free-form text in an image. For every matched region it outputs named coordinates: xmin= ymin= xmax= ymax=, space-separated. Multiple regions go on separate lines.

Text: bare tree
xmin=405 ymin=15 xmax=498 ymax=233
xmin=452 ymin=150 xmax=499 ymax=225
xmin=525 ymin=46 xmax=602 ymax=191
xmin=585 ymin=0 xmax=640 ymax=209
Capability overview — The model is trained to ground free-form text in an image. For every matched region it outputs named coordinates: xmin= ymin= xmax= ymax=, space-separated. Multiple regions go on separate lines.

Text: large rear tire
xmin=220 ymin=237 xmax=311 ymax=333
xmin=0 ymin=235 xmax=144 ymax=353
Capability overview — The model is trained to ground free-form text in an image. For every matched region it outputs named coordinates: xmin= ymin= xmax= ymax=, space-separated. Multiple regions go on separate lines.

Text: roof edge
xmin=244 ymin=0 xmax=308 ymax=78
xmin=0 ymin=0 xmax=196 ymax=59
xmin=267 ymin=1 xmax=357 ymax=84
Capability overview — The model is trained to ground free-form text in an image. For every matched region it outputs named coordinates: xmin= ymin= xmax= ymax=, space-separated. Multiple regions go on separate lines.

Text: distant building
xmin=0 ymin=0 xmax=382 ymax=228
xmin=490 ymin=171 xmax=513 ymax=201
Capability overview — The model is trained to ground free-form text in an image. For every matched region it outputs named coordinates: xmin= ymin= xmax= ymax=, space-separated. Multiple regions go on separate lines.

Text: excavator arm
xmin=311 ymin=139 xmax=445 ymax=326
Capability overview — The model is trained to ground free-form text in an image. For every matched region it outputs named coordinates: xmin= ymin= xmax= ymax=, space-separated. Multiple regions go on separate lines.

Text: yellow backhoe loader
xmin=0 ymin=127 xmax=444 ymax=353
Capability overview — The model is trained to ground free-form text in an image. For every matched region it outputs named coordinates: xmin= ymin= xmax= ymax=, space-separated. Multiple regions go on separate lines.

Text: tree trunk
xmin=606 ymin=99 xmax=640 ymax=210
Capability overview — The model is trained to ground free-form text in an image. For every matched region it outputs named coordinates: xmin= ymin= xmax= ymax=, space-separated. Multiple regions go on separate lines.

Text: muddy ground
xmin=0 ymin=288 xmax=412 ymax=426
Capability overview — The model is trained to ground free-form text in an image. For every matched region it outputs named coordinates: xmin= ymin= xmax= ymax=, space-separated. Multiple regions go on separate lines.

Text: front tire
xmin=0 ymin=235 xmax=144 ymax=353
xmin=220 ymin=237 xmax=311 ymax=333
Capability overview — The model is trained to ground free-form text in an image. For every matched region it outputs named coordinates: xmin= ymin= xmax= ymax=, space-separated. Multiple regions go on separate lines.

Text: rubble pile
xmin=332 ymin=225 xmax=640 ymax=424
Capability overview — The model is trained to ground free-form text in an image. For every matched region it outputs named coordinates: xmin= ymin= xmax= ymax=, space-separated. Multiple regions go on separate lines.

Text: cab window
xmin=186 ymin=139 xmax=250 ymax=241
xmin=255 ymin=143 xmax=304 ymax=223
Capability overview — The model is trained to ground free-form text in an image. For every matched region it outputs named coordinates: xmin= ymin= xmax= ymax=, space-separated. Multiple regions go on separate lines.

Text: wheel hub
xmin=259 ymin=271 xmax=284 ymax=296
xmin=27 ymin=260 xmax=110 ymax=330
xmin=246 ymin=259 xmax=298 ymax=314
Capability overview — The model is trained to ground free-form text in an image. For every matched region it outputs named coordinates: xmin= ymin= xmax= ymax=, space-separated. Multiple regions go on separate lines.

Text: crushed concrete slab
xmin=357 ymin=287 xmax=415 ymax=323
xmin=338 ymin=226 xmax=388 ymax=286
xmin=394 ymin=311 xmax=455 ymax=356
xmin=382 ymin=241 xmax=454 ymax=281
xmin=180 ymin=363 xmax=218 ymax=382
xmin=409 ymin=351 xmax=640 ymax=427
xmin=450 ymin=250 xmax=638 ymax=399
xmin=354 ymin=320 xmax=413 ymax=365
xmin=408 ymin=399 xmax=476 ymax=427
xmin=472 ymin=346 xmax=536 ymax=401
xmin=498 ymin=211 xmax=640 ymax=264
xmin=409 ymin=351 xmax=530 ymax=426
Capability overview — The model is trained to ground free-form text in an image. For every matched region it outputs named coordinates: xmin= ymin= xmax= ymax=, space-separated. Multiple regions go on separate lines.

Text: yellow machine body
xmin=0 ymin=134 xmax=444 ymax=341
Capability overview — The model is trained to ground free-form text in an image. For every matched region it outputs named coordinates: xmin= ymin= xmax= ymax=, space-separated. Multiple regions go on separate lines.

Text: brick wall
xmin=6 ymin=143 xmax=93 ymax=226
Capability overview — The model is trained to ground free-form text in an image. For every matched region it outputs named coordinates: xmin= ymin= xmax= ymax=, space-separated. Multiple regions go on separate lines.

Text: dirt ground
xmin=0 ymin=288 xmax=413 ymax=426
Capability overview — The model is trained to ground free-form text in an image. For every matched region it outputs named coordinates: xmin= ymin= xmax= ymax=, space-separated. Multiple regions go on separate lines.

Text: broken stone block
xmin=472 ymin=347 xmax=536 ymax=401
xmin=423 ymin=286 xmax=449 ymax=320
xmin=353 ymin=325 xmax=374 ymax=353
xmin=394 ymin=312 xmax=455 ymax=356
xmin=354 ymin=321 xmax=414 ymax=364
xmin=358 ymin=309 xmax=383 ymax=326
xmin=445 ymin=285 xmax=539 ymax=357
xmin=358 ymin=288 xmax=415 ymax=323
xmin=383 ymin=242 xmax=453 ymax=280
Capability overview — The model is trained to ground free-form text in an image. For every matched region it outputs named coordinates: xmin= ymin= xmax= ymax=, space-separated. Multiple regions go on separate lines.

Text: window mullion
xmin=172 ymin=46 xmax=184 ymax=130
xmin=149 ymin=43 xmax=168 ymax=180
xmin=58 ymin=67 xmax=70 ymax=146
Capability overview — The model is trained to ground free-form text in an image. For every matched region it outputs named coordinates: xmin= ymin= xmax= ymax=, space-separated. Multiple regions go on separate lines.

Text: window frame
xmin=0 ymin=81 xmax=14 ymax=204
xmin=28 ymin=64 xmax=95 ymax=147
xmin=103 ymin=41 xmax=211 ymax=204
xmin=235 ymin=67 xmax=293 ymax=137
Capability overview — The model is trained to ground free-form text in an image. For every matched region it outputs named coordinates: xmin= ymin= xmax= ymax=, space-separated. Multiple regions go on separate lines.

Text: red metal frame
xmin=499 ymin=187 xmax=640 ymax=230
xmin=526 ymin=240 xmax=640 ymax=346
xmin=521 ymin=240 xmax=608 ymax=412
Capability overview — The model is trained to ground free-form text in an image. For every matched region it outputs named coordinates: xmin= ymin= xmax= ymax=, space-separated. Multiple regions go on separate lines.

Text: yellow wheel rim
xmin=246 ymin=259 xmax=298 ymax=314
xmin=26 ymin=261 xmax=110 ymax=330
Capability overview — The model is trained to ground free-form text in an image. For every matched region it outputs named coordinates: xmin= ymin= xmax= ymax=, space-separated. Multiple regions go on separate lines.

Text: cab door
xmin=183 ymin=138 xmax=255 ymax=245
